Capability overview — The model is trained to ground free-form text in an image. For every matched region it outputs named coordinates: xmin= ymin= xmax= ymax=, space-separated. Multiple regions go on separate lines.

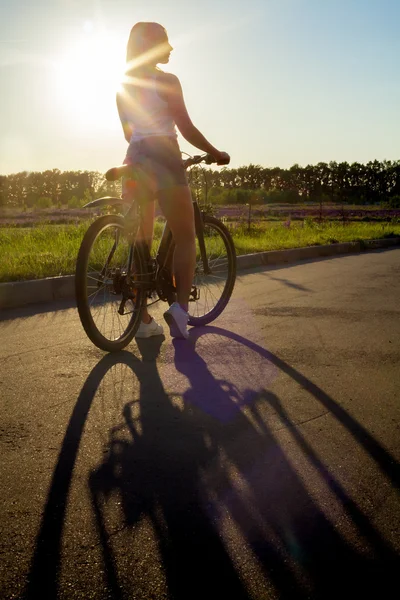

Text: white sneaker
xmin=135 ymin=317 xmax=164 ymax=339
xmin=163 ymin=302 xmax=189 ymax=339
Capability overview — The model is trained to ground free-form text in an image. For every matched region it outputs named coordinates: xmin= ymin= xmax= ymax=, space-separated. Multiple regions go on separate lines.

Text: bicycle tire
xmin=75 ymin=214 xmax=147 ymax=352
xmin=188 ymin=214 xmax=236 ymax=326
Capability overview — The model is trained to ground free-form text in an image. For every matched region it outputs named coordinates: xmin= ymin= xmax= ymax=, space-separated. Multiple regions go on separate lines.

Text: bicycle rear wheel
xmin=188 ymin=215 xmax=236 ymax=326
xmin=75 ymin=215 xmax=147 ymax=352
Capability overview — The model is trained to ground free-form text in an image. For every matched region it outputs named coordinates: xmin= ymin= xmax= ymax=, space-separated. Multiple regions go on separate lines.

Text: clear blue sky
xmin=1 ymin=0 xmax=399 ymax=175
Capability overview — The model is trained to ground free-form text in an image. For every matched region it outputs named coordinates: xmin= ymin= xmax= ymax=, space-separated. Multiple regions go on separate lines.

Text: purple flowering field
xmin=0 ymin=208 xmax=99 ymax=227
xmin=215 ymin=205 xmax=400 ymax=222
xmin=1 ymin=205 xmax=399 ymax=227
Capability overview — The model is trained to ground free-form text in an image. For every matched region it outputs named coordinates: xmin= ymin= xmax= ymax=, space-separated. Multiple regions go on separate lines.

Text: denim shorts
xmin=122 ymin=136 xmax=188 ymax=199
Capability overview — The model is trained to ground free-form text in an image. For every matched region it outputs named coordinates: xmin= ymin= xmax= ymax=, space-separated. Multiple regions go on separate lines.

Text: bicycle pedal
xmin=189 ymin=286 xmax=200 ymax=301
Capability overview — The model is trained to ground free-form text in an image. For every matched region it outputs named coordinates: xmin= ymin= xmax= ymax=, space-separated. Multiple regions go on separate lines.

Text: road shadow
xmin=23 ymin=350 xmax=141 ymax=599
xmin=25 ymin=327 xmax=400 ymax=599
xmin=0 ymin=297 xmax=76 ymax=325
xmin=257 ymin=271 xmax=312 ymax=292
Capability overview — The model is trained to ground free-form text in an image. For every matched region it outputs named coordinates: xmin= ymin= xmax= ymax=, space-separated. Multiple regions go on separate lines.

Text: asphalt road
xmin=1 ymin=249 xmax=399 ymax=600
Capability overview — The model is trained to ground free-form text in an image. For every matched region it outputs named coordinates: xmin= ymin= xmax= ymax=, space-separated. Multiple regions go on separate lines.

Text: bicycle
xmin=75 ymin=153 xmax=236 ymax=352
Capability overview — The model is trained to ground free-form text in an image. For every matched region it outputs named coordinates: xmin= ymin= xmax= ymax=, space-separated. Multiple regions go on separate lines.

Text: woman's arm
xmin=116 ymin=92 xmax=133 ymax=143
xmin=161 ymin=74 xmax=229 ymax=163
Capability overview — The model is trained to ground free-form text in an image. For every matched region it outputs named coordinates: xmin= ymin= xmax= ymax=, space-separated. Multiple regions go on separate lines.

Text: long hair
xmin=126 ymin=22 xmax=167 ymax=69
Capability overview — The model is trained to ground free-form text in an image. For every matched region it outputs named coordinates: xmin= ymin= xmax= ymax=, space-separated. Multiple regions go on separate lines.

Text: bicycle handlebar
xmin=105 ymin=153 xmax=230 ymax=182
xmin=182 ymin=154 xmax=230 ymax=169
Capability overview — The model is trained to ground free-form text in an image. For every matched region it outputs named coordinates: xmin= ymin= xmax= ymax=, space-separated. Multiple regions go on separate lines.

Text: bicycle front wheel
xmin=75 ymin=215 xmax=147 ymax=352
xmin=189 ymin=215 xmax=236 ymax=326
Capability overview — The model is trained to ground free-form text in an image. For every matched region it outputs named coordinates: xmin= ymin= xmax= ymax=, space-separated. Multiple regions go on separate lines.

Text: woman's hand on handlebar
xmin=213 ymin=151 xmax=230 ymax=166
xmin=182 ymin=151 xmax=231 ymax=169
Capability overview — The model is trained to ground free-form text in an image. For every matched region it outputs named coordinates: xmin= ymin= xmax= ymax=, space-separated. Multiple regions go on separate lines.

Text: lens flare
xmin=54 ymin=28 xmax=125 ymax=128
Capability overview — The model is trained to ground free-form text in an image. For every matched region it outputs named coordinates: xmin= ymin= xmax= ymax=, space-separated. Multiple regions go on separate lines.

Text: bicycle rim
xmin=189 ymin=216 xmax=236 ymax=325
xmin=76 ymin=215 xmax=145 ymax=351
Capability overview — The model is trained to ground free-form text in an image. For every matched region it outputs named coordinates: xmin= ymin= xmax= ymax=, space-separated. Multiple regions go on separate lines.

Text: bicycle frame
xmin=83 ymin=159 xmax=213 ymax=302
xmin=124 ymin=198 xmax=210 ymax=289
xmin=85 ymin=194 xmax=207 ymax=262
xmin=76 ymin=152 xmax=234 ymax=351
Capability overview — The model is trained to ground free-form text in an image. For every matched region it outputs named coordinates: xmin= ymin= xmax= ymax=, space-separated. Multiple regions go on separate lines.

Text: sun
xmin=55 ymin=26 xmax=126 ymax=131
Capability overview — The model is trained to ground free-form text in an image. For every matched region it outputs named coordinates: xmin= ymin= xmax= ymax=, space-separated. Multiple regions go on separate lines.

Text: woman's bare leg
xmin=124 ymin=176 xmax=156 ymax=324
xmin=137 ymin=199 xmax=155 ymax=323
xmin=157 ymin=185 xmax=196 ymax=311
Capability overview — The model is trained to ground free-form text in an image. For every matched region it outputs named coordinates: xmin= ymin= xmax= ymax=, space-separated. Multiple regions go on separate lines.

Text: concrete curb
xmin=1 ymin=237 xmax=399 ymax=310
xmin=0 ymin=275 xmax=75 ymax=310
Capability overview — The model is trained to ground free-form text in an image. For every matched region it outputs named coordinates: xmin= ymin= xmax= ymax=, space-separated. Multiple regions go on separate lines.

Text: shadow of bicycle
xmin=25 ymin=327 xmax=400 ymax=600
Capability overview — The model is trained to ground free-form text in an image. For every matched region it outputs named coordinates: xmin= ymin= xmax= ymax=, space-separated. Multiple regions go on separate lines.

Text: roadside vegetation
xmin=1 ymin=157 xmax=399 ymax=282
xmin=1 ymin=217 xmax=399 ymax=283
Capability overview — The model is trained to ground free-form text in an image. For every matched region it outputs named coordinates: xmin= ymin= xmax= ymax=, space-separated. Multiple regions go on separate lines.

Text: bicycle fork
xmin=194 ymin=203 xmax=210 ymax=275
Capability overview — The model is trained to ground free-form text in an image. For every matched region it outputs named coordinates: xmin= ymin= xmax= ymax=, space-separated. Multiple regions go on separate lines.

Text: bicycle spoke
xmin=88 ymin=285 xmax=107 ymax=305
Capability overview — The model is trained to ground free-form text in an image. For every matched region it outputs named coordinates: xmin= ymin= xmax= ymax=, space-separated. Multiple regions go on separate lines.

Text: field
xmin=215 ymin=204 xmax=400 ymax=223
xmin=1 ymin=203 xmax=400 ymax=228
xmin=1 ymin=208 xmax=399 ymax=283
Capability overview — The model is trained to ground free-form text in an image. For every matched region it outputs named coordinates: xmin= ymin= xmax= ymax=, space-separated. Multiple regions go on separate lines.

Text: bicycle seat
xmin=105 ymin=164 xmax=136 ymax=181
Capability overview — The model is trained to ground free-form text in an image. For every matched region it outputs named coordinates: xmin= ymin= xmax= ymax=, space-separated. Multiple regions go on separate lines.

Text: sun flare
xmin=55 ymin=26 xmax=126 ymax=130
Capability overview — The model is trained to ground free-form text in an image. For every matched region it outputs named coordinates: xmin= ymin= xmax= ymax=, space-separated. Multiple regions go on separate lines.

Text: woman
xmin=117 ymin=22 xmax=229 ymax=339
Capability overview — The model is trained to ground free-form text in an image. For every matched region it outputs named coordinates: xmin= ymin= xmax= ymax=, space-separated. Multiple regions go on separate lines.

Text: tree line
xmin=1 ymin=159 xmax=399 ymax=209
xmin=0 ymin=170 xmax=121 ymax=209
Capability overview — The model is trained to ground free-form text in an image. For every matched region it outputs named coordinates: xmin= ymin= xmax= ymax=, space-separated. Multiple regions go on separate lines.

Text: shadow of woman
xmin=88 ymin=336 xmax=250 ymax=600
xmin=25 ymin=335 xmax=249 ymax=600
xmin=184 ymin=326 xmax=400 ymax=489
xmin=171 ymin=326 xmax=400 ymax=598
xmin=25 ymin=325 xmax=400 ymax=600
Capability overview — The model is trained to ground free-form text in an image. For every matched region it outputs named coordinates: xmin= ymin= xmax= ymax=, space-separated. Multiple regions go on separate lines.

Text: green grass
xmin=0 ymin=219 xmax=399 ymax=283
xmin=230 ymin=220 xmax=400 ymax=254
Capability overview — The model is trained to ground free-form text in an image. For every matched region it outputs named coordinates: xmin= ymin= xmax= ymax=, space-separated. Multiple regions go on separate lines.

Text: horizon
xmin=2 ymin=156 xmax=400 ymax=179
